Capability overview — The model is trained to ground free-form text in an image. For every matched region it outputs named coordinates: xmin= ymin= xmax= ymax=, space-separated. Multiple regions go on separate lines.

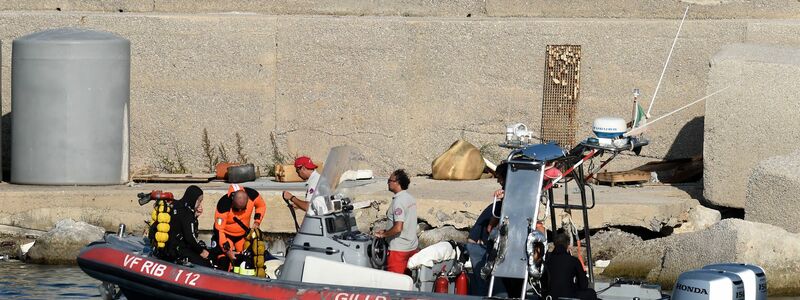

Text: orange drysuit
xmin=213 ymin=184 xmax=266 ymax=253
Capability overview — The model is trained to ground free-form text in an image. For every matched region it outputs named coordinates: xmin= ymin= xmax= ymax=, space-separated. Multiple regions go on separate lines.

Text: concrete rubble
xmin=603 ymin=219 xmax=800 ymax=296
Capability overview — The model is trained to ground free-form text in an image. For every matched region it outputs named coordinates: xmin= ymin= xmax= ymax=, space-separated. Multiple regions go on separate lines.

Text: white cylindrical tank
xmin=11 ymin=28 xmax=130 ymax=185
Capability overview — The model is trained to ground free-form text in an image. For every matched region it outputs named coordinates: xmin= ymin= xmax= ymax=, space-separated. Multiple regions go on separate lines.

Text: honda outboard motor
xmin=703 ymin=263 xmax=767 ymax=300
xmin=673 ymin=269 xmax=745 ymax=300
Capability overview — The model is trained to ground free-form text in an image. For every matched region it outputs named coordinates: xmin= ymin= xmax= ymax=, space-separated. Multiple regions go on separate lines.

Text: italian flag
xmin=632 ymin=102 xmax=647 ymax=129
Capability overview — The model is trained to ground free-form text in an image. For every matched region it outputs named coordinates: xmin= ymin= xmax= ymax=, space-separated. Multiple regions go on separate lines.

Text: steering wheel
xmin=369 ymin=237 xmax=388 ymax=269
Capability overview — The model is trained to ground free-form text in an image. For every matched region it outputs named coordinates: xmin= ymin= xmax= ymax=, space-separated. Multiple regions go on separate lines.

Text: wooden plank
xmin=595 ymin=170 xmax=650 ymax=186
xmin=132 ymin=173 xmax=216 ymax=183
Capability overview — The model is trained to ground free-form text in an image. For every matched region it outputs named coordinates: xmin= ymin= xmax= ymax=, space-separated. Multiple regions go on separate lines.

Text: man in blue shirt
xmin=466 ymin=162 xmax=507 ymax=296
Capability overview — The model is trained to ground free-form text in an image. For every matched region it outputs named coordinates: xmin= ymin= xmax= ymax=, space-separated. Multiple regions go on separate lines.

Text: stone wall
xmin=0 ymin=9 xmax=798 ymax=177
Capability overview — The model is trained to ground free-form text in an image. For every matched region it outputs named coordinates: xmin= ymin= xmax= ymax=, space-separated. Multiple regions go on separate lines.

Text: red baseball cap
xmin=294 ymin=156 xmax=318 ymax=169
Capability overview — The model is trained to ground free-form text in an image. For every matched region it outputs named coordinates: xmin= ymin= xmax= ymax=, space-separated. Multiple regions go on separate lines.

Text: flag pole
xmin=625 ymin=86 xmax=730 ymax=137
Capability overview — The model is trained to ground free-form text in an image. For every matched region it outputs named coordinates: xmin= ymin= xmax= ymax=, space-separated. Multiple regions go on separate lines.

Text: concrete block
xmin=672 ymin=204 xmax=720 ymax=234
xmin=746 ymin=149 xmax=800 ymax=233
xmin=704 ymin=43 xmax=800 ymax=208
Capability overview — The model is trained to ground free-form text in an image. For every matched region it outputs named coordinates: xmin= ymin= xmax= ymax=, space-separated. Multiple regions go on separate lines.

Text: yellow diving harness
xmin=233 ymin=227 xmax=268 ymax=278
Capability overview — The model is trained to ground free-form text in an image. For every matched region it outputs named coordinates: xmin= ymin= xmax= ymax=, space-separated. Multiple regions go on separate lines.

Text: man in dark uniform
xmin=541 ymin=229 xmax=597 ymax=300
xmin=467 ymin=162 xmax=507 ymax=296
xmin=164 ymin=185 xmax=211 ymax=267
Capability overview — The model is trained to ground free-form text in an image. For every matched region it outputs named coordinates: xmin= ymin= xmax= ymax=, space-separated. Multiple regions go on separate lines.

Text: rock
xmin=418 ymin=226 xmax=469 ymax=249
xmin=0 ymin=207 xmax=148 ymax=233
xmin=704 ymin=43 xmax=800 ymax=208
xmin=431 ymin=140 xmax=486 ymax=181
xmin=0 ymin=233 xmax=37 ymax=260
xmin=588 ymin=229 xmax=642 ymax=261
xmin=745 ymin=149 xmax=800 ymax=233
xmin=673 ymin=205 xmax=721 ymax=234
xmin=603 ymin=219 xmax=800 ymax=296
xmin=27 ymin=219 xmax=105 ymax=265
xmin=417 ymin=222 xmax=433 ymax=233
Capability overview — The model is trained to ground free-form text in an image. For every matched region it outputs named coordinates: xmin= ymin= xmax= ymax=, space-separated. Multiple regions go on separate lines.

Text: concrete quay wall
xmin=3 ymin=0 xmax=800 ymax=19
xmin=1 ymin=11 xmax=799 ymax=176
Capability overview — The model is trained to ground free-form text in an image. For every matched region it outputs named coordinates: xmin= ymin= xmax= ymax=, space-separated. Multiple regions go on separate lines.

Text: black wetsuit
xmin=165 ymin=206 xmax=210 ymax=267
xmin=541 ymin=245 xmax=597 ymax=300
xmin=164 ymin=186 xmax=211 ymax=267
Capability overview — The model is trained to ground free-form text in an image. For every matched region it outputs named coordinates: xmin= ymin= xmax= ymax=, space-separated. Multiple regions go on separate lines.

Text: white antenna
xmin=646 ymin=5 xmax=690 ymax=118
xmin=625 ymin=86 xmax=729 ymax=137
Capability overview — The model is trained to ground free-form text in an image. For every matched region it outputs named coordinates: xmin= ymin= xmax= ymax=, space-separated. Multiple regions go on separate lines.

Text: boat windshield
xmin=309 ymin=145 xmax=368 ymax=213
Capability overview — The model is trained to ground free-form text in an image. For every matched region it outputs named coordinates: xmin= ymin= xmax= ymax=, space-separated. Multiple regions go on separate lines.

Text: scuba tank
xmin=242 ymin=228 xmax=267 ymax=277
xmin=145 ymin=191 xmax=175 ymax=253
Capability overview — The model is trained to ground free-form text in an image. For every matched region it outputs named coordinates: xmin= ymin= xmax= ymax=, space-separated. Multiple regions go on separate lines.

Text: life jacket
xmin=146 ymin=191 xmax=175 ymax=255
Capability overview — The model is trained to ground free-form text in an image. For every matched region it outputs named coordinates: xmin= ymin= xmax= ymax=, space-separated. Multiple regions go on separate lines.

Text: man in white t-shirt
xmin=374 ymin=169 xmax=418 ymax=275
xmin=282 ymin=156 xmax=326 ymax=215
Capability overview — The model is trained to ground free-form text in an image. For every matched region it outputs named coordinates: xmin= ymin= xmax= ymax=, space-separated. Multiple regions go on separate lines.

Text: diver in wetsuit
xmin=164 ymin=185 xmax=211 ymax=267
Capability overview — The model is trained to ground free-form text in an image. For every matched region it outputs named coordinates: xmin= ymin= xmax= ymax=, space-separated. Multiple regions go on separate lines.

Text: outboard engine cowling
xmin=673 ymin=269 xmax=745 ymax=300
xmin=703 ymin=263 xmax=767 ymax=300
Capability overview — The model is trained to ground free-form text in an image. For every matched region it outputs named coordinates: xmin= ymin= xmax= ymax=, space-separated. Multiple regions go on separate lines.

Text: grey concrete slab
xmin=746 ymin=149 xmax=800 ymax=233
xmin=704 ymin=43 xmax=800 ymax=208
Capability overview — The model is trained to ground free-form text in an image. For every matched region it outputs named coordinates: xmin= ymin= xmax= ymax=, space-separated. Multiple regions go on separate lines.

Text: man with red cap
xmin=211 ymin=183 xmax=266 ymax=270
xmin=282 ymin=156 xmax=326 ymax=215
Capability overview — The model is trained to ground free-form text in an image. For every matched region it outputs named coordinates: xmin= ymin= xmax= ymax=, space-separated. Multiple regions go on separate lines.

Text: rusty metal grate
xmin=541 ymin=45 xmax=581 ymax=149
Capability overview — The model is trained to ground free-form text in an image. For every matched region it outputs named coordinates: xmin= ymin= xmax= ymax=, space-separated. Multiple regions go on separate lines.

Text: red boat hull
xmin=78 ymin=242 xmax=478 ymax=300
